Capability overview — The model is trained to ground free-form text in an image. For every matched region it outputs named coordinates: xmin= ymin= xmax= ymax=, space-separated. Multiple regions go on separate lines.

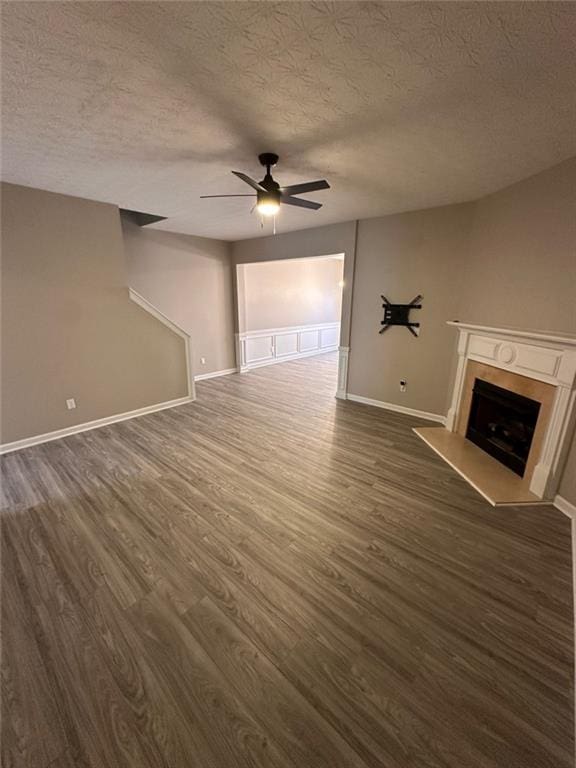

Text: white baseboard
xmin=554 ymin=494 xmax=576 ymax=519
xmin=0 ymin=396 xmax=194 ymax=455
xmin=553 ymin=494 xmax=576 ymax=752
xmin=558 ymin=497 xmax=576 ymax=745
xmin=195 ymin=367 xmax=238 ymax=382
xmin=346 ymin=393 xmax=446 ymax=425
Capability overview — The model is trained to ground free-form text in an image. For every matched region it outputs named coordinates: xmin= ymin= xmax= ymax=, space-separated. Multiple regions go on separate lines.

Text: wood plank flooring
xmin=1 ymin=352 xmax=573 ymax=768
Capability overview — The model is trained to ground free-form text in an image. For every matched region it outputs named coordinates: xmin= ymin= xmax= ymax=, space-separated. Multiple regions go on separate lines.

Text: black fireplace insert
xmin=466 ymin=378 xmax=541 ymax=477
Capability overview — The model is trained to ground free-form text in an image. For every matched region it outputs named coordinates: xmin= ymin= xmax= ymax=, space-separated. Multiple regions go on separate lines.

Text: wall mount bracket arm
xmin=379 ymin=294 xmax=422 ymax=337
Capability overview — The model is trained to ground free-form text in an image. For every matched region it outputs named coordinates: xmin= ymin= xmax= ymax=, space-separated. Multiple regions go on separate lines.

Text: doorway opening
xmin=235 ymin=254 xmax=345 ymax=390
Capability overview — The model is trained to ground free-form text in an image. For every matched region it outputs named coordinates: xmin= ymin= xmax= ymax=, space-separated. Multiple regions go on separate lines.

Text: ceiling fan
xmin=200 ymin=153 xmax=330 ymax=217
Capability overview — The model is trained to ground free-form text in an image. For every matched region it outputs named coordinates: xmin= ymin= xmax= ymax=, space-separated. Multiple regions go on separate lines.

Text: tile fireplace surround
xmin=416 ymin=322 xmax=576 ymax=505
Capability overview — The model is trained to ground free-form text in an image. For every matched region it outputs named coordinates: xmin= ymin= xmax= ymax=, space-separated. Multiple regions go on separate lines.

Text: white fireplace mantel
xmin=446 ymin=321 xmax=576 ymax=500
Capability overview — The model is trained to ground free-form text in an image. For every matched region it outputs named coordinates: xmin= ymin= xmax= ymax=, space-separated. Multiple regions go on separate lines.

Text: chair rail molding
xmin=129 ymin=288 xmax=195 ymax=401
xmin=237 ymin=322 xmax=340 ymax=372
xmin=446 ymin=321 xmax=576 ymax=500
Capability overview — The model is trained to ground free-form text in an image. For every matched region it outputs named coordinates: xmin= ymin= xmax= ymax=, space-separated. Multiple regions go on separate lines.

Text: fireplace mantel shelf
xmin=447 ymin=321 xmax=576 ymax=347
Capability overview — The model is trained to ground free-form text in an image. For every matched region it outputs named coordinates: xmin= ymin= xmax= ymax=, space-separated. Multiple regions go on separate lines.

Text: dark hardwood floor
xmin=1 ymin=352 xmax=573 ymax=767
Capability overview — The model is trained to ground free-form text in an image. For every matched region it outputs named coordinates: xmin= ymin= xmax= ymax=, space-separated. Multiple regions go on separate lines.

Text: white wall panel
xmin=320 ymin=326 xmax=339 ymax=348
xmin=275 ymin=333 xmax=299 ymax=357
xmin=245 ymin=335 xmax=273 ymax=364
xmin=238 ymin=323 xmax=340 ymax=371
xmin=299 ymin=330 xmax=320 ymax=352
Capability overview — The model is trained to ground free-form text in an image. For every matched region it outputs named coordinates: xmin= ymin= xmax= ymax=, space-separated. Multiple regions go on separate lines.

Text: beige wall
xmin=3 ymin=159 xmax=574 ymax=502
xmin=123 ymin=221 xmax=236 ymax=375
xmin=459 ymin=157 xmax=576 ymax=332
xmin=232 ymin=221 xmax=357 ymax=344
xmin=461 ymin=158 xmax=576 ymax=503
xmin=232 ymin=221 xmax=355 ymax=265
xmin=232 ymin=158 xmax=576 ymax=503
xmin=1 ymin=184 xmax=188 ymax=444
xmin=232 ymin=209 xmax=473 ymax=416
xmin=347 ymin=204 xmax=474 ymax=414
xmin=238 ymin=257 xmax=344 ymax=333
xmin=560 ymin=438 xmax=576 ymax=504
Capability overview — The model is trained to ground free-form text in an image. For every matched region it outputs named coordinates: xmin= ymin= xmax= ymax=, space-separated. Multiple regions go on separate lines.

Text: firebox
xmin=466 ymin=378 xmax=541 ymax=477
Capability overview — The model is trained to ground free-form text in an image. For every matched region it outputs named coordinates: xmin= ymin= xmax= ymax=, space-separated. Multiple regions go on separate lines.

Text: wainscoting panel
xmin=275 ymin=332 xmax=299 ymax=358
xmin=238 ymin=323 xmax=340 ymax=372
xmin=320 ymin=326 xmax=339 ymax=349
xmin=299 ymin=330 xmax=320 ymax=352
xmin=245 ymin=335 xmax=274 ymax=365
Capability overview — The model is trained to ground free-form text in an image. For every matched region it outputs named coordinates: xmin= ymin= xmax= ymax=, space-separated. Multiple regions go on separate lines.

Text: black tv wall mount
xmin=380 ymin=294 xmax=422 ymax=337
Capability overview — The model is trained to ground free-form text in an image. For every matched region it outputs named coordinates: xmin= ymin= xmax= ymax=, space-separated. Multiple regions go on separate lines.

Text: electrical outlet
xmin=399 ymin=380 xmax=407 ymax=393
xmin=200 ymin=357 xmax=206 ymax=365
xmin=66 ymin=398 xmax=76 ymax=410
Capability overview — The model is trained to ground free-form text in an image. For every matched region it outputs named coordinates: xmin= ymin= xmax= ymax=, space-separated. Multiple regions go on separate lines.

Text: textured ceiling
xmin=2 ymin=2 xmax=576 ymax=241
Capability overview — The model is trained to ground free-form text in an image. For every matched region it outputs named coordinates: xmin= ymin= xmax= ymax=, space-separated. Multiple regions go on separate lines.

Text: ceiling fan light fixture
xmin=256 ymin=191 xmax=280 ymax=217
xmin=201 ymin=154 xmax=329 ymax=224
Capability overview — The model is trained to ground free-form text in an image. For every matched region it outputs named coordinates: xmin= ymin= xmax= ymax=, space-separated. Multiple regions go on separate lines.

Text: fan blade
xmin=280 ymin=180 xmax=330 ymax=196
xmin=231 ymin=171 xmax=266 ymax=192
xmin=281 ymin=196 xmax=322 ymax=210
xmin=200 ymin=194 xmax=256 ymax=198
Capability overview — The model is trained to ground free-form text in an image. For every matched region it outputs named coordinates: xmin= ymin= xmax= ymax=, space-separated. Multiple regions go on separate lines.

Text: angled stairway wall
xmin=1 ymin=183 xmax=190 ymax=447
xmin=122 ymin=218 xmax=236 ymax=378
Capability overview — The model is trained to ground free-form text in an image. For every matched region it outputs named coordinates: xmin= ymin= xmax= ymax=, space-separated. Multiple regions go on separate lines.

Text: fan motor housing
xmin=257 ymin=189 xmax=281 ymax=206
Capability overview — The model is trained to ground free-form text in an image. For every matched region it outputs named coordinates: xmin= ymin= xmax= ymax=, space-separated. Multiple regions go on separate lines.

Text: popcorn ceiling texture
xmin=2 ymin=1 xmax=575 ymax=240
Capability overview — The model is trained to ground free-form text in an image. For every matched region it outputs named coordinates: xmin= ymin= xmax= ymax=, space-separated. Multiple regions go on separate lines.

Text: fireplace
xmin=413 ymin=322 xmax=576 ymax=504
xmin=466 ymin=378 xmax=541 ymax=477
